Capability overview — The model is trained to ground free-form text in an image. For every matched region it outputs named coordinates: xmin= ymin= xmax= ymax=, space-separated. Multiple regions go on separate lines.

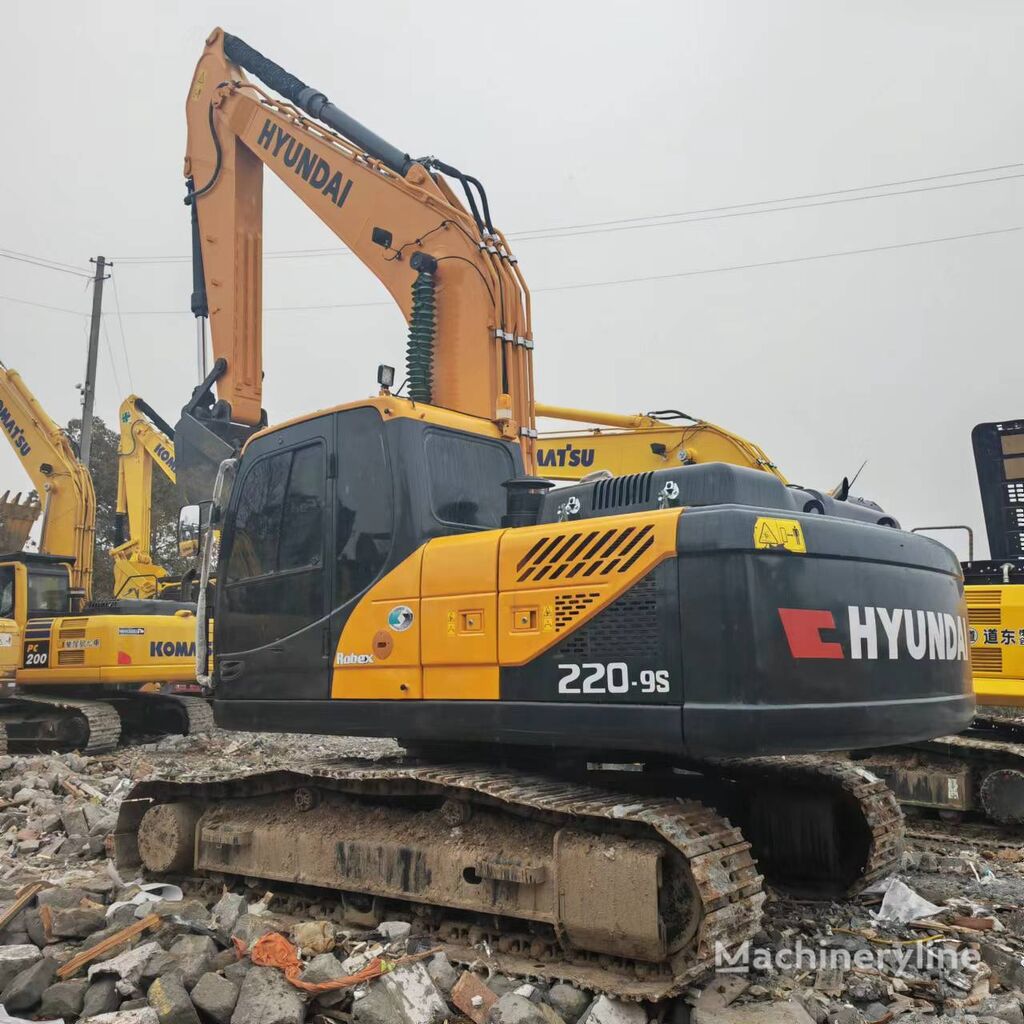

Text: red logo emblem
xmin=778 ymin=608 xmax=844 ymax=659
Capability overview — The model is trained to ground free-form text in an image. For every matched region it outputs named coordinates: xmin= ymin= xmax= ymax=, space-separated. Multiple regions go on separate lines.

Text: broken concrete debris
xmin=0 ymin=732 xmax=1021 ymax=1022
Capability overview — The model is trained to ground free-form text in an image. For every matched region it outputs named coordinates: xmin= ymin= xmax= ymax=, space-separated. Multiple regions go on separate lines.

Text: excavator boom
xmin=113 ymin=396 xmax=178 ymax=599
xmin=0 ymin=364 xmax=94 ymax=599
xmin=178 ymin=28 xmax=535 ymax=499
xmin=534 ymin=402 xmax=786 ymax=481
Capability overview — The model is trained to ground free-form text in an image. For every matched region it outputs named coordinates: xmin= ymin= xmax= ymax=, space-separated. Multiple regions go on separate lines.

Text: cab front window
xmin=27 ymin=570 xmax=68 ymax=617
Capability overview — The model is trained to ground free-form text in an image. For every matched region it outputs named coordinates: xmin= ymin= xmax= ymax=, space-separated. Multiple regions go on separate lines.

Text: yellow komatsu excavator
xmin=112 ymin=395 xmax=181 ymax=600
xmin=116 ymin=29 xmax=972 ymax=1000
xmin=0 ymin=364 xmax=211 ymax=751
xmin=534 ymin=403 xmax=785 ymax=482
xmin=0 ymin=363 xmax=96 ymax=594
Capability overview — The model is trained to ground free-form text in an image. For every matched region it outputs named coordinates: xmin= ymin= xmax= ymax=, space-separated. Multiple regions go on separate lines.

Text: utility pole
xmin=78 ymin=255 xmax=108 ymax=469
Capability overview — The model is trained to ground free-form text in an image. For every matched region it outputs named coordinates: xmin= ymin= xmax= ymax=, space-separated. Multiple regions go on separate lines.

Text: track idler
xmin=980 ymin=768 xmax=1024 ymax=825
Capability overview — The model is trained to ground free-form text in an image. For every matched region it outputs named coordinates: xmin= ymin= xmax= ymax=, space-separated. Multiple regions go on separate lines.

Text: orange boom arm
xmin=179 ymin=28 xmax=535 ymax=497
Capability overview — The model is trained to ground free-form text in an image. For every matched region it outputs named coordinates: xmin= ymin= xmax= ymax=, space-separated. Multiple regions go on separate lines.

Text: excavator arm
xmin=113 ymin=397 xmax=177 ymax=599
xmin=534 ymin=403 xmax=787 ymax=481
xmin=178 ymin=28 xmax=534 ymax=499
xmin=0 ymin=364 xmax=94 ymax=600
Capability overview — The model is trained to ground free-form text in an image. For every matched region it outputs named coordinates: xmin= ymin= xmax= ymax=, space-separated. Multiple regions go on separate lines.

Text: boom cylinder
xmin=221 ymin=32 xmax=413 ymax=177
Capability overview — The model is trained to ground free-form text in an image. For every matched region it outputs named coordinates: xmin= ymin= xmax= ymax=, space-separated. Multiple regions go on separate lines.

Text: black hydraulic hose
xmin=463 ymin=174 xmax=494 ymax=235
xmin=422 ymin=157 xmax=485 ymax=234
xmin=646 ymin=409 xmax=697 ymax=422
xmin=185 ymin=104 xmax=223 ymax=205
xmin=221 ymin=32 xmax=413 ymax=177
xmin=134 ymin=398 xmax=176 ymax=440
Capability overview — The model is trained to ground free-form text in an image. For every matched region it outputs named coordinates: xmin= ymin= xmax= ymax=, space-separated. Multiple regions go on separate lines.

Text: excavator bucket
xmin=0 ymin=491 xmax=40 ymax=552
xmin=173 ymin=411 xmax=240 ymax=504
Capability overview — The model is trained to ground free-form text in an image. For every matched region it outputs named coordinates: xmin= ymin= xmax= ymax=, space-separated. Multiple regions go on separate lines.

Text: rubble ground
xmin=0 ymin=729 xmax=1022 ymax=1024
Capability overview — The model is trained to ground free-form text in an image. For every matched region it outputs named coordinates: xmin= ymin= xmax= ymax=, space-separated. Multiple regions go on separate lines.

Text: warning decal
xmin=754 ymin=517 xmax=807 ymax=554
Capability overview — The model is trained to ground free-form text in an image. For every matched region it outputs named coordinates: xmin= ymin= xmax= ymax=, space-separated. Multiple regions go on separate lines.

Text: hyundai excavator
xmin=116 ymin=29 xmax=974 ymax=1001
xmin=0 ymin=365 xmax=212 ymax=751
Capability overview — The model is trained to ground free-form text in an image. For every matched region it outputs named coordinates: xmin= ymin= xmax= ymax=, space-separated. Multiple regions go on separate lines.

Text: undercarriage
xmin=0 ymin=689 xmax=213 ymax=753
xmin=860 ymin=709 xmax=1024 ymax=826
xmin=116 ymin=752 xmax=902 ymax=1000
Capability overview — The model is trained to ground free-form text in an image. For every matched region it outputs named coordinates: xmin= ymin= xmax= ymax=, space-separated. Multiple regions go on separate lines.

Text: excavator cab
xmin=0 ymin=554 xmax=74 ymax=670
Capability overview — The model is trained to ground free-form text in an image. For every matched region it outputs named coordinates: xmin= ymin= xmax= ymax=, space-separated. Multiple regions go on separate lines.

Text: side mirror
xmin=178 ymin=502 xmax=212 ymax=558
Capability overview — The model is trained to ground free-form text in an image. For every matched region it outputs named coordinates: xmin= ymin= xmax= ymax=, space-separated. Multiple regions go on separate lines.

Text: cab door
xmin=0 ymin=565 xmax=19 ymax=680
xmin=215 ymin=421 xmax=333 ymax=699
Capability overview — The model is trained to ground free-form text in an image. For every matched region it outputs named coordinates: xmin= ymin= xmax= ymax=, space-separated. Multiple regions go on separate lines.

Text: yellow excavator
xmin=0 ymin=364 xmax=211 ymax=751
xmin=0 ymin=363 xmax=96 ymax=594
xmin=534 ymin=403 xmax=784 ymax=482
xmin=116 ymin=30 xmax=972 ymax=1001
xmin=112 ymin=395 xmax=185 ymax=600
xmin=965 ymin=417 xmax=1024 ymax=707
xmin=860 ymin=419 xmax=1024 ymax=824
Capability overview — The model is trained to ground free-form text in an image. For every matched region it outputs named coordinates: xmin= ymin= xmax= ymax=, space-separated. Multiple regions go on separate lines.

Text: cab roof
xmin=0 ymin=552 xmax=72 ymax=568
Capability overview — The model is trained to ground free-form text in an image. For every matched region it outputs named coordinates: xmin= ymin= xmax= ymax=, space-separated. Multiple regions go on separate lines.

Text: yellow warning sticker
xmin=542 ymin=604 xmax=555 ymax=633
xmin=446 ymin=610 xmax=457 ymax=635
xmin=191 ymin=69 xmax=207 ymax=101
xmin=753 ymin=517 xmax=807 ymax=553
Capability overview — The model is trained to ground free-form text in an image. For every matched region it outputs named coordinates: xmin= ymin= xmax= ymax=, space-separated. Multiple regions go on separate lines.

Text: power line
xmin=0 ymin=294 xmax=88 ymax=316
xmin=0 ymin=247 xmax=91 ymax=274
xmin=109 ymin=162 xmax=1024 ymax=264
xmin=514 ymin=173 xmax=1024 ymax=242
xmin=517 ymin=162 xmax=1024 ymax=236
xmin=530 ymin=225 xmax=1023 ymax=294
xmin=100 ymin=315 xmax=124 ymax=395
xmin=2 ymin=224 xmax=1017 ymax=320
xmin=92 ymin=224 xmax=1024 ymax=315
xmin=0 ymin=251 xmax=94 ymax=279
xmin=108 ymin=271 xmax=135 ymax=391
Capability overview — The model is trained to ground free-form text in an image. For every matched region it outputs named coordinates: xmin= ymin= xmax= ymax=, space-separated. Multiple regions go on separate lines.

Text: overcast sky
xmin=1 ymin=1 xmax=1020 ymax=559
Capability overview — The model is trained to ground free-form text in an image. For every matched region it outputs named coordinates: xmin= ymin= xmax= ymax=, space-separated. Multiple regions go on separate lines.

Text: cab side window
xmin=0 ymin=568 xmax=13 ymax=619
xmin=336 ymin=409 xmax=393 ymax=606
xmin=425 ymin=429 xmax=515 ymax=528
xmin=220 ymin=441 xmax=326 ymax=653
xmin=225 ymin=444 xmax=325 ymax=583
xmin=225 ymin=452 xmax=291 ymax=582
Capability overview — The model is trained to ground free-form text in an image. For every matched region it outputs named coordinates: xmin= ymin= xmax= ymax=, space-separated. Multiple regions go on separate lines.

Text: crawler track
xmin=864 ymin=711 xmax=1024 ymax=825
xmin=717 ymin=756 xmax=905 ymax=896
xmin=0 ymin=695 xmax=122 ymax=753
xmin=583 ymin=755 xmax=904 ymax=898
xmin=116 ymin=759 xmax=765 ymax=1001
xmin=108 ymin=692 xmax=214 ymax=742
xmin=0 ymin=690 xmax=211 ymax=754
xmin=177 ymin=695 xmax=215 ymax=735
